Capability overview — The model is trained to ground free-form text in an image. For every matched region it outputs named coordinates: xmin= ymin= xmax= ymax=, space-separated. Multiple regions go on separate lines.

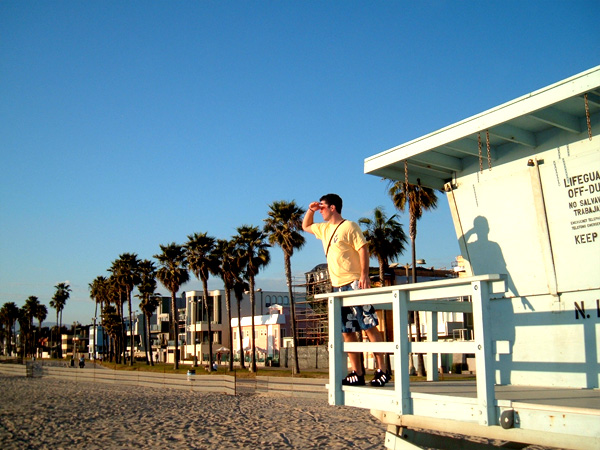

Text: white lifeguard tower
xmin=319 ymin=66 xmax=600 ymax=449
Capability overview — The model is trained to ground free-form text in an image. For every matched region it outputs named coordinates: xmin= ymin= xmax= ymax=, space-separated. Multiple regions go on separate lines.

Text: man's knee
xmin=365 ymin=326 xmax=383 ymax=341
xmin=343 ymin=331 xmax=358 ymax=342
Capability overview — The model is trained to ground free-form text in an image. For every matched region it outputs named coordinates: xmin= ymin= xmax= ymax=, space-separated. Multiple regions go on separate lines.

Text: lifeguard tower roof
xmin=365 ymin=65 xmax=600 ymax=191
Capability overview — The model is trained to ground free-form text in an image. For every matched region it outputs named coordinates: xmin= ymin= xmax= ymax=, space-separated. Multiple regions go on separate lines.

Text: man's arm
xmin=302 ymin=202 xmax=320 ymax=234
xmin=358 ymin=245 xmax=371 ymax=289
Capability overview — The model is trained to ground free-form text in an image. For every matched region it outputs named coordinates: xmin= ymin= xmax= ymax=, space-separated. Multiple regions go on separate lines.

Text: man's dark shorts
xmin=334 ymin=281 xmax=379 ymax=333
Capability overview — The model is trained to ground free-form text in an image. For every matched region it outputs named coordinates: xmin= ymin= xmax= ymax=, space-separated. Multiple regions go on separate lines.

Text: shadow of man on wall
xmin=463 ymin=216 xmax=517 ymax=385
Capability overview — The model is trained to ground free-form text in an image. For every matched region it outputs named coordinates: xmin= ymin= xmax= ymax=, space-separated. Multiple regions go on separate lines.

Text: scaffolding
xmin=292 ymin=264 xmax=458 ymax=347
xmin=292 ymin=264 xmax=331 ymax=346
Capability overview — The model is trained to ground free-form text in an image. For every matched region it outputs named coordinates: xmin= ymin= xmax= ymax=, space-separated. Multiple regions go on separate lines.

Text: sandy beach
xmin=0 ymin=375 xmax=387 ymax=449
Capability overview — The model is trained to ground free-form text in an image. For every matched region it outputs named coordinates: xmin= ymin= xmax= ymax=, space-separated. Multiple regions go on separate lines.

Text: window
xmin=196 ymin=294 xmax=222 ymax=324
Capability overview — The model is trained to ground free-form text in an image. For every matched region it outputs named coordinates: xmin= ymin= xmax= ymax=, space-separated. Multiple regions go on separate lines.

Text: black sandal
xmin=370 ymin=369 xmax=391 ymax=387
xmin=341 ymin=371 xmax=365 ymax=386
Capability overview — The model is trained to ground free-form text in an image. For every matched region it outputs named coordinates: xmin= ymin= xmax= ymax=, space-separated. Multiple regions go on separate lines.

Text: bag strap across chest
xmin=326 ymin=220 xmax=346 ymax=257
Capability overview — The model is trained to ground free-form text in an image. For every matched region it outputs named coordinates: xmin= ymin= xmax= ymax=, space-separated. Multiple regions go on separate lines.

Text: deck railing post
xmin=426 ymin=310 xmax=439 ymax=381
xmin=328 ymin=294 xmax=345 ymax=406
xmin=393 ymin=289 xmax=412 ymax=414
xmin=471 ymin=280 xmax=497 ymax=426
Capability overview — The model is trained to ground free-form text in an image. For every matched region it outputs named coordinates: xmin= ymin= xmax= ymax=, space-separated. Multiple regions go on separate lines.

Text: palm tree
xmin=0 ymin=302 xmax=20 ymax=356
xmin=185 ymin=232 xmax=218 ymax=370
xmin=34 ymin=304 xmax=47 ymax=358
xmin=155 ymin=243 xmax=189 ymax=370
xmin=234 ymin=225 xmax=271 ymax=373
xmin=137 ymin=259 xmax=160 ymax=366
xmin=17 ymin=307 xmax=32 ymax=358
xmin=101 ymin=304 xmax=122 ymax=362
xmin=89 ymin=276 xmax=109 ymax=361
xmin=139 ymin=293 xmax=161 ymax=366
xmin=104 ymin=277 xmax=122 ymax=362
xmin=50 ymin=282 xmax=71 ymax=358
xmin=359 ymin=206 xmax=408 ymax=285
xmin=23 ymin=296 xmax=43 ymax=357
xmin=110 ymin=253 xmax=141 ymax=365
xmin=106 ymin=275 xmax=125 ymax=363
xmin=232 ymin=274 xmax=248 ymax=369
xmin=48 ymin=295 xmax=60 ymax=358
xmin=0 ymin=320 xmax=5 ymax=356
xmin=388 ymin=179 xmax=439 ymax=376
xmin=213 ymin=238 xmax=241 ymax=371
xmin=264 ymin=200 xmax=305 ymax=374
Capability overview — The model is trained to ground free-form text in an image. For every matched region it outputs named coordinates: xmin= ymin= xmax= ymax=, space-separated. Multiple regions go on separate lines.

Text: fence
xmin=0 ymin=361 xmax=326 ymax=399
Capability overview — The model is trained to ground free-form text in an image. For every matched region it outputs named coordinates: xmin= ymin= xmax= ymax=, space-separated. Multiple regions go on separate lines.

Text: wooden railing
xmin=319 ymin=274 xmax=506 ymax=427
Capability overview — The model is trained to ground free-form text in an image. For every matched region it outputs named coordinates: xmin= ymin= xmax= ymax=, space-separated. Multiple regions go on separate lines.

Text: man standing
xmin=303 ymin=193 xmax=389 ymax=387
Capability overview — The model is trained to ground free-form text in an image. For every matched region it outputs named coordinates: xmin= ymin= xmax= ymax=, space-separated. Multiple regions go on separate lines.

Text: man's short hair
xmin=320 ymin=193 xmax=343 ymax=214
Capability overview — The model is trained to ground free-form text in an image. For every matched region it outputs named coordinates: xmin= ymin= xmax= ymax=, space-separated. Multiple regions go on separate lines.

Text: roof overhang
xmin=364 ymin=65 xmax=600 ymax=190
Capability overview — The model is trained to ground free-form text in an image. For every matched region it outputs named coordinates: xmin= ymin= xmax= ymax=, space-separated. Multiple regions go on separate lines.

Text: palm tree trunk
xmin=103 ymin=311 xmax=109 ymax=362
xmin=55 ymin=311 xmax=59 ymax=358
xmin=143 ymin=311 xmax=149 ymax=365
xmin=109 ymin=334 xmax=115 ymax=363
xmin=93 ymin=301 xmax=98 ymax=362
xmin=236 ymin=292 xmax=245 ymax=369
xmin=58 ymin=310 xmax=63 ymax=359
xmin=120 ymin=297 xmax=126 ymax=364
xmin=202 ymin=278 xmax=214 ymax=371
xmin=37 ymin=320 xmax=42 ymax=358
xmin=7 ymin=324 xmax=12 ymax=356
xmin=171 ymin=291 xmax=179 ymax=370
xmin=146 ymin=313 xmax=154 ymax=366
xmin=249 ymin=276 xmax=257 ymax=373
xmin=127 ymin=289 xmax=134 ymax=366
xmin=410 ymin=219 xmax=426 ymax=377
xmin=225 ymin=288 xmax=234 ymax=371
xmin=284 ymin=254 xmax=300 ymax=374
xmin=22 ymin=326 xmax=27 ymax=359
xmin=193 ymin=300 xmax=198 ymax=367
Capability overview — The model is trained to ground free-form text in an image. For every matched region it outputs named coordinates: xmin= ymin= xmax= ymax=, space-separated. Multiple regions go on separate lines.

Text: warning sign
xmin=541 ymin=149 xmax=600 ymax=290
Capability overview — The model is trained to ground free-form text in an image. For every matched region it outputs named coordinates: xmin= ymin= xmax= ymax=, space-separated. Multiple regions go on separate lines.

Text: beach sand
xmin=0 ymin=375 xmax=387 ymax=449
xmin=0 ymin=375 xmax=558 ymax=450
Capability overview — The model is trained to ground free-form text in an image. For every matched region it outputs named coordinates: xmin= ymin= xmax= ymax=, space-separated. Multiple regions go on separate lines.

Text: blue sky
xmin=1 ymin=1 xmax=599 ymax=325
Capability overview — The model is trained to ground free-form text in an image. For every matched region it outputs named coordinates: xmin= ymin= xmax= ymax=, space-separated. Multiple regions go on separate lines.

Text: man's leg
xmin=343 ymin=331 xmax=363 ymax=375
xmin=365 ymin=326 xmax=387 ymax=373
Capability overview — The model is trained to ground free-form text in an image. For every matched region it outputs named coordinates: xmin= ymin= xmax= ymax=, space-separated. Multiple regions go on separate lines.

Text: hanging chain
xmin=585 ymin=94 xmax=592 ymax=141
xmin=404 ymin=160 xmax=409 ymax=193
xmin=417 ymin=178 xmax=422 ymax=217
xmin=478 ymin=132 xmax=483 ymax=173
xmin=486 ymin=129 xmax=492 ymax=171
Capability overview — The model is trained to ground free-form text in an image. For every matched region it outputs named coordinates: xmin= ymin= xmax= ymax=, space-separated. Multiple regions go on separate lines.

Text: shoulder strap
xmin=326 ymin=220 xmax=346 ymax=257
